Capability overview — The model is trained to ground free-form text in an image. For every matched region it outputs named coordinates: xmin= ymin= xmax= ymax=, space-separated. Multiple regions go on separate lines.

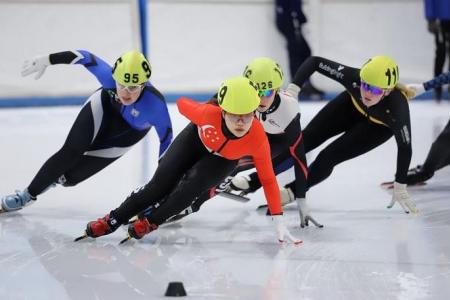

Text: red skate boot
xmin=120 ymin=218 xmax=158 ymax=244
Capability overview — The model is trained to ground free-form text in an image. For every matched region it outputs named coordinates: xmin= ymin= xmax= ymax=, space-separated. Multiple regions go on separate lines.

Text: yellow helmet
xmin=360 ymin=55 xmax=399 ymax=89
xmin=243 ymin=57 xmax=284 ymax=92
xmin=112 ymin=50 xmax=152 ymax=86
xmin=217 ymin=76 xmax=260 ymax=114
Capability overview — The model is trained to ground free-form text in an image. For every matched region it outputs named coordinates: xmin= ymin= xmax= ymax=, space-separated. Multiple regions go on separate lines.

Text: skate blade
xmin=164 ymin=214 xmax=185 ymax=225
xmin=255 ymin=204 xmax=271 ymax=216
xmin=119 ymin=235 xmax=131 ymax=245
xmin=257 ymin=204 xmax=268 ymax=210
xmin=0 ymin=207 xmax=18 ymax=214
xmin=381 ymin=181 xmax=427 ymax=190
xmin=305 ymin=216 xmax=324 ymax=228
xmin=380 ymin=181 xmax=395 ymax=189
xmin=74 ymin=232 xmax=88 ymax=242
xmin=219 ymin=191 xmax=251 ymax=203
xmin=408 ymin=182 xmax=427 ymax=187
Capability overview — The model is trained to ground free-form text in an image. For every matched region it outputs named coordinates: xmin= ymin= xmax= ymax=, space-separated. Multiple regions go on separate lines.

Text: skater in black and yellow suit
xmin=238 ymin=55 xmax=418 ymax=214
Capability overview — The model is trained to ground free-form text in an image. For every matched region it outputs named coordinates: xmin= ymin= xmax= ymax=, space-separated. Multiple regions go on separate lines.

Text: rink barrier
xmin=0 ymin=91 xmax=440 ymax=108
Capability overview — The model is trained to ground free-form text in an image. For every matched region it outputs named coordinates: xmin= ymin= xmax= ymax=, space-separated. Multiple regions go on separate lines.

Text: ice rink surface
xmin=0 ymin=100 xmax=449 ymax=300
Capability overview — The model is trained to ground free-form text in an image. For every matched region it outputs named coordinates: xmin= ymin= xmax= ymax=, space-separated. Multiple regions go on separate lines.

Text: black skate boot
xmin=406 ymin=165 xmax=434 ymax=186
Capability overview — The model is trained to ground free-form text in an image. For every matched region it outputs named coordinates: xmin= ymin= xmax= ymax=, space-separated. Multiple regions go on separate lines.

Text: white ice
xmin=0 ymin=101 xmax=449 ymax=300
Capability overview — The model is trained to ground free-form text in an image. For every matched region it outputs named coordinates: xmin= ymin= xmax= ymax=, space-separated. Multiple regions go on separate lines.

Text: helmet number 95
xmin=124 ymin=73 xmax=139 ymax=83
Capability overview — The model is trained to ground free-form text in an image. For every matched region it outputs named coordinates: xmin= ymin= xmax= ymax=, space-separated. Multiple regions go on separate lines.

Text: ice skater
xmin=162 ymin=57 xmax=321 ymax=228
xmin=79 ymin=76 xmax=301 ymax=244
xmin=383 ymin=70 xmax=450 ymax=186
xmin=230 ymin=55 xmax=418 ymax=214
xmin=1 ymin=50 xmax=172 ymax=213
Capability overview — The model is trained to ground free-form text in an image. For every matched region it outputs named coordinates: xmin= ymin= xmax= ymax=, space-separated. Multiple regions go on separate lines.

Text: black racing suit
xmin=110 ymin=123 xmax=238 ymax=226
xmin=281 ymin=56 xmax=412 ymax=194
xmin=26 ymin=50 xmax=171 ymax=197
xmin=408 ymin=117 xmax=450 ymax=183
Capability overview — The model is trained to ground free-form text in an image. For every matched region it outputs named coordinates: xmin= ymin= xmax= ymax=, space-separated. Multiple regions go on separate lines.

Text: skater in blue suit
xmin=1 ymin=50 xmax=172 ymax=213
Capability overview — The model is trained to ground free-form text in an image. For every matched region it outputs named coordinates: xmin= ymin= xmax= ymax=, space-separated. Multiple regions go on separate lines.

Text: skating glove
xmin=396 ymin=83 xmax=416 ymax=99
xmin=286 ymin=83 xmax=301 ymax=99
xmin=21 ymin=55 xmax=50 ymax=79
xmin=296 ymin=197 xmax=323 ymax=228
xmin=271 ymin=215 xmax=302 ymax=244
xmin=404 ymin=83 xmax=426 ymax=99
xmin=296 ymin=198 xmax=310 ymax=227
xmin=387 ymin=182 xmax=418 ymax=214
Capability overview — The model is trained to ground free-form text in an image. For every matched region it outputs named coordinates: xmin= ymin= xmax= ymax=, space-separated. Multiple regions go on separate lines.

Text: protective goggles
xmin=227 ymin=112 xmax=255 ymax=124
xmin=258 ymin=89 xmax=275 ymax=97
xmin=360 ymin=81 xmax=385 ymax=95
xmin=117 ymin=83 xmax=144 ymax=93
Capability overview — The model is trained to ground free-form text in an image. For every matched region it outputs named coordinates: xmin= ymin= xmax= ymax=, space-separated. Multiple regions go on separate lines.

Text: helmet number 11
xmin=385 ymin=67 xmax=398 ymax=87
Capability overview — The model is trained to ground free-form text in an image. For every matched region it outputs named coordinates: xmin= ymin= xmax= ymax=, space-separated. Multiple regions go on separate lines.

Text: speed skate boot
xmin=85 ymin=213 xmax=120 ymax=238
xmin=1 ymin=189 xmax=36 ymax=213
xmin=406 ymin=165 xmax=434 ymax=186
xmin=229 ymin=175 xmax=260 ymax=196
xmin=280 ymin=187 xmax=295 ymax=206
xmin=259 ymin=186 xmax=296 ymax=214
xmin=128 ymin=218 xmax=158 ymax=240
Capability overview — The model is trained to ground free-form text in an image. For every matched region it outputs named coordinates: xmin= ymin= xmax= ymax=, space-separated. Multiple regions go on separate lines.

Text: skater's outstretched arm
xmin=22 ymin=50 xmax=116 ymax=88
xmin=396 ymin=71 xmax=450 ymax=100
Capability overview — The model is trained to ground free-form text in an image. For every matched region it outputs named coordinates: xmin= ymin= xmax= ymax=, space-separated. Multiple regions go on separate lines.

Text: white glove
xmin=286 ymin=83 xmax=301 ymax=99
xmin=396 ymin=82 xmax=426 ymax=99
xmin=21 ymin=55 xmax=50 ymax=79
xmin=271 ymin=214 xmax=302 ymax=245
xmin=296 ymin=198 xmax=323 ymax=228
xmin=406 ymin=83 xmax=426 ymax=98
xmin=296 ymin=198 xmax=310 ymax=227
xmin=387 ymin=182 xmax=418 ymax=214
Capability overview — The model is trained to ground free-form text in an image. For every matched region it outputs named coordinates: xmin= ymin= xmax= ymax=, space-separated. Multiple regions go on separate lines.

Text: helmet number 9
xmin=124 ymin=73 xmax=139 ymax=83
xmin=112 ymin=57 xmax=122 ymax=73
xmin=142 ymin=61 xmax=151 ymax=78
xmin=385 ymin=67 xmax=398 ymax=87
xmin=218 ymin=86 xmax=228 ymax=105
